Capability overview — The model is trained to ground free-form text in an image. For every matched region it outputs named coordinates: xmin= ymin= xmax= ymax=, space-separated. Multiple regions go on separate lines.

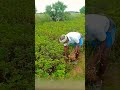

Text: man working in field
xmin=86 ymin=14 xmax=116 ymax=88
xmin=59 ymin=32 xmax=84 ymax=63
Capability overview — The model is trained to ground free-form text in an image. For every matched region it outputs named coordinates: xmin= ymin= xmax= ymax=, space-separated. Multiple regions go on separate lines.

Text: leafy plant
xmin=45 ymin=1 xmax=67 ymax=21
xmin=80 ymin=6 xmax=85 ymax=14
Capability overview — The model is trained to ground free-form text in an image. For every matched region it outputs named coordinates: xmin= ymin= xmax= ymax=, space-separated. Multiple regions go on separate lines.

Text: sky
xmin=35 ymin=0 xmax=85 ymax=13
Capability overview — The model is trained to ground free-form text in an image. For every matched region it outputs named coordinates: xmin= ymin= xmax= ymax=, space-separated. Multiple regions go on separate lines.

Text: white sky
xmin=35 ymin=0 xmax=85 ymax=13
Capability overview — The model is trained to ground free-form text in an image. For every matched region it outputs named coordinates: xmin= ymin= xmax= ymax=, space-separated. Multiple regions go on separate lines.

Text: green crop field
xmin=35 ymin=13 xmax=85 ymax=80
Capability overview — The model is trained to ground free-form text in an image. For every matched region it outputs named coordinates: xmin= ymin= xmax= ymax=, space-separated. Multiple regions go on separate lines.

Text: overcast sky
xmin=35 ymin=0 xmax=85 ymax=13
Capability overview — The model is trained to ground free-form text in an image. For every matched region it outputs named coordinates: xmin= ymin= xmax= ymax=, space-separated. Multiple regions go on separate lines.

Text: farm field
xmin=35 ymin=13 xmax=85 ymax=81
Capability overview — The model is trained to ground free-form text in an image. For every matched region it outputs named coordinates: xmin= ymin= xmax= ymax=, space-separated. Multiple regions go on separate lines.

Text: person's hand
xmin=74 ymin=45 xmax=80 ymax=54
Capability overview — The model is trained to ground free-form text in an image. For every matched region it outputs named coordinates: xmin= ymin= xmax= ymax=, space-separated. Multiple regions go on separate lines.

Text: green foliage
xmin=80 ymin=6 xmax=85 ymax=14
xmin=0 ymin=0 xmax=34 ymax=24
xmin=0 ymin=24 xmax=34 ymax=89
xmin=45 ymin=1 xmax=67 ymax=21
xmin=35 ymin=13 xmax=85 ymax=80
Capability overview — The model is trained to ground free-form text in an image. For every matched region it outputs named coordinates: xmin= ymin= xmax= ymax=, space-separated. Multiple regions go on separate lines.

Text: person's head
xmin=59 ymin=34 xmax=69 ymax=44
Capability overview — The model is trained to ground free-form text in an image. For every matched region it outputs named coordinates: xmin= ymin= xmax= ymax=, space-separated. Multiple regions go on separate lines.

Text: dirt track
xmin=69 ymin=53 xmax=85 ymax=77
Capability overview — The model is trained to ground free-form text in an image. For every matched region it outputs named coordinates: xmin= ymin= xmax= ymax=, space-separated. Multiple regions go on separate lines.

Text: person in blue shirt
xmin=86 ymin=14 xmax=116 ymax=87
xmin=59 ymin=32 xmax=84 ymax=62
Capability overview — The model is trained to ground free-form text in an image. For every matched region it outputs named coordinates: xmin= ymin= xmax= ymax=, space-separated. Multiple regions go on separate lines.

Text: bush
xmin=45 ymin=1 xmax=67 ymax=21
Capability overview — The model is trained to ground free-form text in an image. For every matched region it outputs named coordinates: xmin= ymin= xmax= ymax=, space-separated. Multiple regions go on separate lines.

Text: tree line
xmin=36 ymin=1 xmax=85 ymax=21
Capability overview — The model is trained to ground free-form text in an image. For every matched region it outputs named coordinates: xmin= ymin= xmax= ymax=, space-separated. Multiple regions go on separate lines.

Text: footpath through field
xmin=69 ymin=53 xmax=85 ymax=78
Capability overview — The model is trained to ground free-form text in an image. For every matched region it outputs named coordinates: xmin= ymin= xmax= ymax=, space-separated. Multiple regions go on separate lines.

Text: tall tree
xmin=45 ymin=1 xmax=67 ymax=21
xmin=80 ymin=6 xmax=85 ymax=14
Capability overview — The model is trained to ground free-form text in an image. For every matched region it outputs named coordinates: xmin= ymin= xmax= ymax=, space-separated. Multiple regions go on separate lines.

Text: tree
xmin=80 ymin=6 xmax=85 ymax=14
xmin=45 ymin=1 xmax=67 ymax=21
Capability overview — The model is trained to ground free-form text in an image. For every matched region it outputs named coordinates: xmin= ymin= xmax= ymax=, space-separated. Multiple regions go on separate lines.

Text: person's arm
xmin=74 ymin=36 xmax=81 ymax=54
xmin=87 ymin=40 xmax=106 ymax=67
xmin=74 ymin=44 xmax=80 ymax=54
xmin=64 ymin=46 xmax=69 ymax=57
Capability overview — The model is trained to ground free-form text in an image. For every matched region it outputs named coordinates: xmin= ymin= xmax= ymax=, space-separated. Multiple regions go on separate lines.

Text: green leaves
xmin=45 ymin=1 xmax=67 ymax=21
xmin=53 ymin=70 xmax=65 ymax=79
xmin=80 ymin=6 xmax=85 ymax=14
xmin=46 ymin=5 xmax=53 ymax=16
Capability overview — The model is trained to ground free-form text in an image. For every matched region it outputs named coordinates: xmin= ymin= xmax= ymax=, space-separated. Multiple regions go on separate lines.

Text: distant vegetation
xmin=80 ymin=6 xmax=85 ymax=14
xmin=45 ymin=1 xmax=67 ymax=21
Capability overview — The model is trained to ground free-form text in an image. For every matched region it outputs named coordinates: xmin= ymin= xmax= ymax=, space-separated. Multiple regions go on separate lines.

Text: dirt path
xmin=102 ymin=63 xmax=120 ymax=90
xmin=69 ymin=53 xmax=85 ymax=77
